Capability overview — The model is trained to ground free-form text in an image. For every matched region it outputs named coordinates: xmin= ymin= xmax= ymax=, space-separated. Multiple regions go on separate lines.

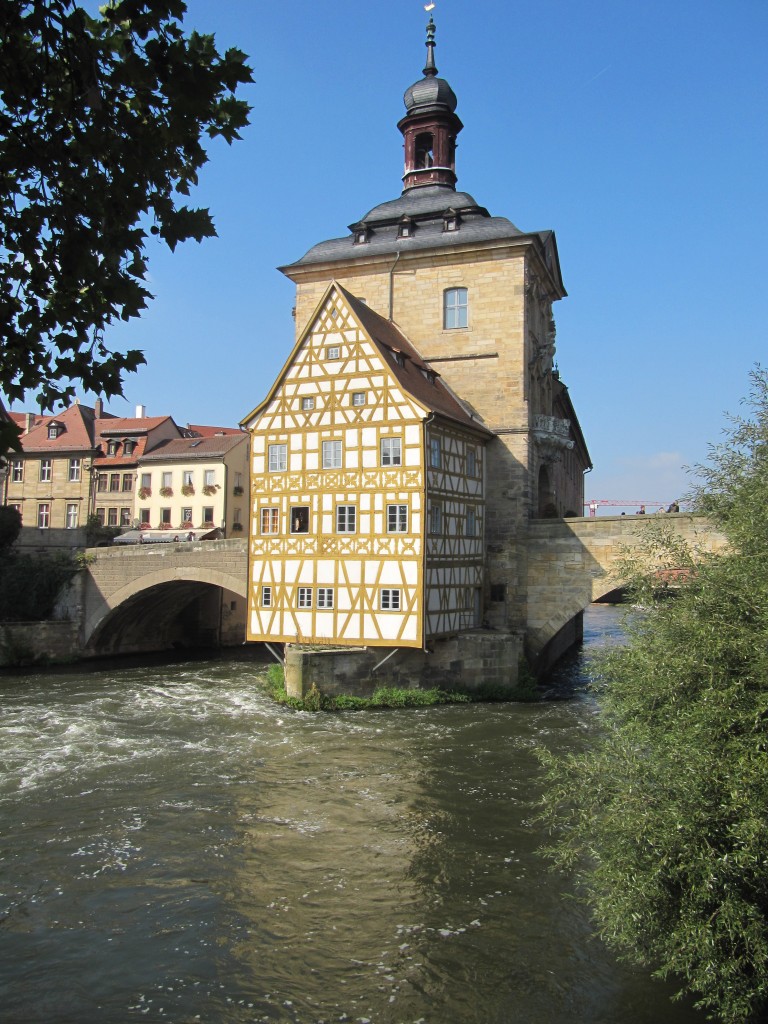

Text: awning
xmin=113 ymin=529 xmax=219 ymax=545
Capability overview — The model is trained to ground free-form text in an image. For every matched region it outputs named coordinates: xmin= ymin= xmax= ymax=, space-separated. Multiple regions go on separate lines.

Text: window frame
xmin=380 ymin=588 xmax=402 ymax=611
xmin=326 ymin=345 xmax=340 ymax=360
xmin=387 ymin=504 xmax=408 ymax=533
xmin=380 ymin=436 xmax=402 ymax=467
xmin=11 ymin=459 xmax=23 ymax=483
xmin=351 ymin=391 xmax=366 ymax=407
xmin=261 ymin=586 xmax=273 ymax=608
xmin=336 ymin=505 xmax=357 ymax=533
xmin=268 ymin=444 xmax=287 ymax=473
xmin=40 ymin=459 xmax=52 ymax=482
xmin=322 ymin=440 xmax=343 ymax=469
xmin=68 ymin=458 xmax=81 ymax=482
xmin=444 ymin=287 xmax=468 ymax=330
xmin=290 ymin=506 xmax=310 ymax=534
xmin=429 ymin=502 xmax=442 ymax=534
xmin=429 ymin=437 xmax=441 ymax=469
xmin=297 ymin=587 xmax=313 ymax=609
xmin=66 ymin=503 xmax=78 ymax=529
xmin=37 ymin=503 xmax=50 ymax=528
xmin=260 ymin=507 xmax=280 ymax=535
xmin=301 ymin=396 xmax=315 ymax=411
xmin=317 ymin=587 xmax=334 ymax=609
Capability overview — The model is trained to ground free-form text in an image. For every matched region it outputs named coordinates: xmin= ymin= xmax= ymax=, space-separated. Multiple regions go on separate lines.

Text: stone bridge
xmin=525 ymin=513 xmax=728 ymax=669
xmin=68 ymin=516 xmax=726 ymax=669
xmin=78 ymin=538 xmax=248 ymax=656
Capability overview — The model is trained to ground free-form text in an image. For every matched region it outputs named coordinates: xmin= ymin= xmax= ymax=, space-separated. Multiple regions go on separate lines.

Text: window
xmin=352 ymin=391 xmax=366 ymax=406
xmin=47 ymin=424 xmax=59 ymax=440
xmin=429 ymin=437 xmax=441 ymax=468
xmin=322 ymin=440 xmax=342 ymax=469
xmin=233 ymin=507 xmax=241 ymax=525
xmin=317 ymin=588 xmax=334 ymax=609
xmin=66 ymin=503 xmax=78 ymax=529
xmin=11 ymin=459 xmax=23 ymax=482
xmin=161 ymin=508 xmax=172 ymax=526
xmin=37 ymin=503 xmax=50 ymax=528
xmin=95 ymin=508 xmax=105 ymax=526
xmin=336 ymin=506 xmax=356 ymax=533
xmin=40 ymin=459 xmax=51 ymax=482
xmin=122 ymin=473 xmax=134 ymax=492
xmin=260 ymin=507 xmax=279 ymax=534
xmin=290 ymin=506 xmax=310 ymax=534
xmin=297 ymin=587 xmax=312 ymax=609
xmin=261 ymin=586 xmax=272 ymax=607
xmin=326 ymin=346 xmax=340 ymax=360
xmin=107 ymin=440 xmax=119 ymax=456
xmin=429 ymin=503 xmax=442 ymax=534
xmin=380 ymin=436 xmax=402 ymax=466
xmin=120 ymin=508 xmax=131 ymax=526
xmin=182 ymin=507 xmax=193 ymax=524
xmin=108 ymin=473 xmax=120 ymax=492
xmin=68 ymin=458 xmax=81 ymax=482
xmin=140 ymin=508 xmax=151 ymax=525
xmin=466 ymin=506 xmax=477 ymax=537
xmin=182 ymin=470 xmax=194 ymax=487
xmin=161 ymin=471 xmax=172 ymax=490
xmin=268 ymin=444 xmax=287 ymax=472
xmin=204 ymin=469 xmax=215 ymax=487
xmin=301 ymin=397 xmax=315 ymax=411
xmin=123 ymin=439 xmax=136 ymax=456
xmin=380 ymin=589 xmax=401 ymax=611
xmin=387 ymin=504 xmax=408 ymax=533
xmin=398 ymin=216 xmax=414 ymax=238
xmin=202 ymin=506 xmax=214 ymax=524
xmin=141 ymin=473 xmax=151 ymax=490
xmin=108 ymin=507 xmax=119 ymax=527
xmin=234 ymin=472 xmax=243 ymax=489
xmin=96 ymin=473 xmax=108 ymax=492
xmin=467 ymin=447 xmax=477 ymax=477
xmin=9 ymin=503 xmax=21 ymax=521
xmin=444 ymin=287 xmax=468 ymax=329
xmin=490 ymin=584 xmax=506 ymax=603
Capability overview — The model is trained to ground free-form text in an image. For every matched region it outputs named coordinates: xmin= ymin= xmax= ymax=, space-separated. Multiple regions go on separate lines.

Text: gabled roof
xmin=98 ymin=416 xmax=175 ymax=436
xmin=93 ymin=415 xmax=181 ymax=467
xmin=140 ymin=433 xmax=247 ymax=462
xmin=20 ymin=403 xmax=98 ymax=453
xmin=241 ymin=281 xmax=492 ymax=438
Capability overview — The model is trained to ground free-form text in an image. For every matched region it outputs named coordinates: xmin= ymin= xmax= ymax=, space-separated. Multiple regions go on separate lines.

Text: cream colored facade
xmin=136 ymin=434 xmax=248 ymax=536
xmin=242 ymin=284 xmax=488 ymax=648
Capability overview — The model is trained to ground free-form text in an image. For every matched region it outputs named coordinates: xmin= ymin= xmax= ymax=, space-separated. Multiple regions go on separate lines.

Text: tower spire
xmin=423 ymin=15 xmax=438 ymax=78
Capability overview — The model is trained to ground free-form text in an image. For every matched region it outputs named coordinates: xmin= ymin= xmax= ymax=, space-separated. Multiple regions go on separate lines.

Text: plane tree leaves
xmin=0 ymin=0 xmax=253 ymax=414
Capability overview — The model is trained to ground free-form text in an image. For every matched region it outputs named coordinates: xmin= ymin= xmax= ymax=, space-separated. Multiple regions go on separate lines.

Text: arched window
xmin=443 ymin=287 xmax=468 ymax=329
xmin=415 ymin=132 xmax=434 ymax=169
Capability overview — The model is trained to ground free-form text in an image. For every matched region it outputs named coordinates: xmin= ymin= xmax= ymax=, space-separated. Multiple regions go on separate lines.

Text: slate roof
xmin=282 ymin=185 xmax=561 ymax=290
xmin=140 ymin=433 xmax=246 ymax=462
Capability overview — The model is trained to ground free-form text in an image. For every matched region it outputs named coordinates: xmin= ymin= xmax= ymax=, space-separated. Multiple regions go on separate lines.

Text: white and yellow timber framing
xmin=240 ymin=281 xmax=490 ymax=649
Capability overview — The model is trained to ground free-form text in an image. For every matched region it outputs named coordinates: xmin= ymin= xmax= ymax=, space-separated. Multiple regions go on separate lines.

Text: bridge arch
xmin=81 ymin=540 xmax=249 ymax=656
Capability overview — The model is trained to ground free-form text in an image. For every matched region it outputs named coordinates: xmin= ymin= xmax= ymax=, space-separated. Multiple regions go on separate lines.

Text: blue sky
xmin=20 ymin=0 xmax=768 ymax=510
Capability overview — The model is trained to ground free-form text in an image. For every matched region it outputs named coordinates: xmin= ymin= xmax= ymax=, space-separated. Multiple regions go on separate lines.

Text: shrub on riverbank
xmin=263 ymin=663 xmax=540 ymax=710
xmin=0 ymin=551 xmax=79 ymax=622
xmin=539 ymin=368 xmax=768 ymax=1024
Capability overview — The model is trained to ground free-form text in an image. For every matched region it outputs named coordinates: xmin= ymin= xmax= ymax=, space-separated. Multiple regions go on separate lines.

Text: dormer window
xmin=107 ymin=439 xmax=119 ymax=457
xmin=47 ymin=422 xmax=62 ymax=440
xmin=398 ymin=216 xmax=414 ymax=239
xmin=391 ymin=350 xmax=406 ymax=368
xmin=123 ymin=438 xmax=136 ymax=456
xmin=443 ymin=209 xmax=461 ymax=232
xmin=352 ymin=222 xmax=370 ymax=245
xmin=420 ymin=368 xmax=437 ymax=385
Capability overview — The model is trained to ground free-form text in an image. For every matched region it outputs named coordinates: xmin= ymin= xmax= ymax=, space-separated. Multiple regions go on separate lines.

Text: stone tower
xmin=279 ymin=16 xmax=591 ymax=645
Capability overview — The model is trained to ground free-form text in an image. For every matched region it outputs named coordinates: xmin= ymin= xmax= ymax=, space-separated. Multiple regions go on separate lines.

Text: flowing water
xmin=0 ymin=606 xmax=702 ymax=1024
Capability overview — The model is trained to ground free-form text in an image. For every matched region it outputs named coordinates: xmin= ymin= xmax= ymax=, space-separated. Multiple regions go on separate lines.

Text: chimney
xmin=94 ymin=397 xmax=103 ymax=418
xmin=24 ymin=413 xmax=34 ymax=433
xmin=135 ymin=404 xmax=146 ymax=419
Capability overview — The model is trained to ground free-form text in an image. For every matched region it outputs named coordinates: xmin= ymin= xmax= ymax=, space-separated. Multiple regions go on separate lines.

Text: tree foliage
xmin=539 ymin=367 xmax=768 ymax=1023
xmin=0 ymin=0 xmax=252 ymax=422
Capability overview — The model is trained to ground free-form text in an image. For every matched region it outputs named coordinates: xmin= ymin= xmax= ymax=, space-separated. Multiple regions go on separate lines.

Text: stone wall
xmin=0 ymin=621 xmax=81 ymax=667
xmin=284 ymin=630 xmax=522 ymax=698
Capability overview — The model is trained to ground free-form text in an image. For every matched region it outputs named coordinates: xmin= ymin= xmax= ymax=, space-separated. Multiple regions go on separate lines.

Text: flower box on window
xmin=159 ymin=486 xmax=173 ymax=497
xmin=233 ymin=485 xmax=244 ymax=496
xmin=201 ymin=520 xmax=214 ymax=528
xmin=202 ymin=484 xmax=218 ymax=496
xmin=159 ymin=521 xmax=174 ymax=530
xmin=139 ymin=521 xmax=152 ymax=530
xmin=138 ymin=487 xmax=151 ymax=499
xmin=181 ymin=484 xmax=195 ymax=496
xmin=231 ymin=521 xmax=243 ymax=531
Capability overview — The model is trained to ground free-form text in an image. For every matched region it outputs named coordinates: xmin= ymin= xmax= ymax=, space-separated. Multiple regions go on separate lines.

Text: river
xmin=0 ymin=605 xmax=702 ymax=1024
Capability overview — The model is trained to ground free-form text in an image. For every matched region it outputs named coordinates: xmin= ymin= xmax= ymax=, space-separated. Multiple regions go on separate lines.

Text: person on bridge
xmin=638 ymin=505 xmax=646 ymax=514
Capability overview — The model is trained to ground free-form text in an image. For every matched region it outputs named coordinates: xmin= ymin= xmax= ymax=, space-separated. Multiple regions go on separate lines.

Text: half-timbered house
xmin=242 ymin=283 xmax=491 ymax=648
